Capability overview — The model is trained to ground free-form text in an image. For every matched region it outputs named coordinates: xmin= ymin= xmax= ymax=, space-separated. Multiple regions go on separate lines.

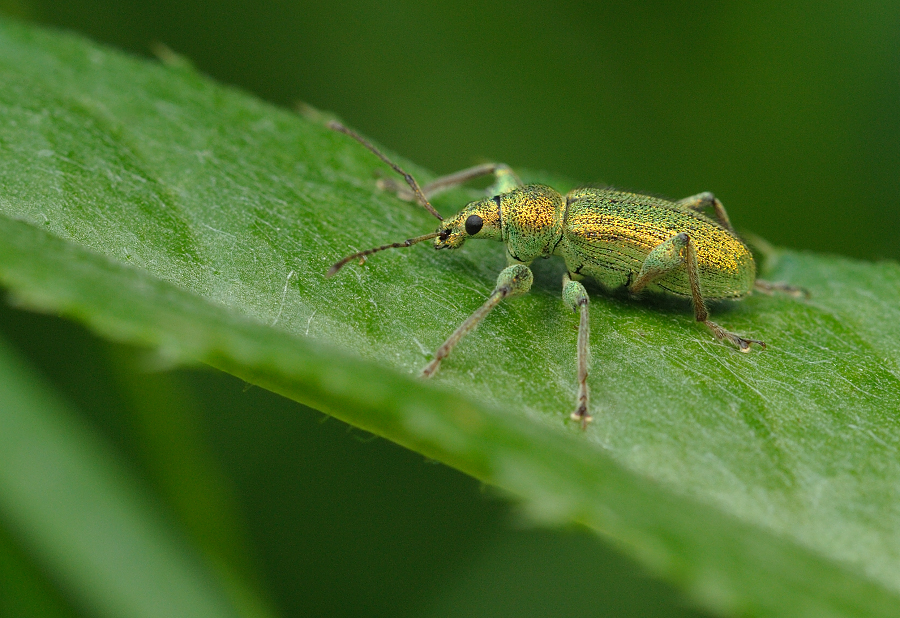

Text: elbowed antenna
xmin=326 ymin=231 xmax=442 ymax=278
xmin=328 ymin=121 xmax=443 ymax=221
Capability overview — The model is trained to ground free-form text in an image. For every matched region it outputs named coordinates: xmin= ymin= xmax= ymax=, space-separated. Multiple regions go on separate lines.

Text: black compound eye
xmin=465 ymin=214 xmax=484 ymax=236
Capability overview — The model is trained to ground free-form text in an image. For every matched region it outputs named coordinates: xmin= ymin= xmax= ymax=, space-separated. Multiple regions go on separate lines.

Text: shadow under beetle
xmin=326 ymin=122 xmax=801 ymax=428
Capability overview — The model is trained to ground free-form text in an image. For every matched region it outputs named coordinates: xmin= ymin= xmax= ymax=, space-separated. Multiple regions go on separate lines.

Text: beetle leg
xmin=379 ymin=163 xmax=522 ymax=201
xmin=563 ymin=274 xmax=591 ymax=429
xmin=630 ymin=233 xmax=766 ymax=352
xmin=754 ymin=279 xmax=810 ymax=298
xmin=421 ymin=264 xmax=533 ymax=378
xmin=676 ymin=192 xmax=735 ymax=233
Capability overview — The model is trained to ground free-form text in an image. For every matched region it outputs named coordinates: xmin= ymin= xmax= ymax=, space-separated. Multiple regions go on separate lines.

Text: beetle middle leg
xmin=421 ymin=264 xmax=533 ymax=378
xmin=563 ymin=274 xmax=591 ymax=429
xmin=380 ymin=163 xmax=522 ymax=201
xmin=629 ymin=233 xmax=765 ymax=352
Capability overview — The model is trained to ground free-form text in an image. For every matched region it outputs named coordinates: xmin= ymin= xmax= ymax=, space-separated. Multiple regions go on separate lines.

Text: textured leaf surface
xmin=1 ymin=18 xmax=899 ymax=617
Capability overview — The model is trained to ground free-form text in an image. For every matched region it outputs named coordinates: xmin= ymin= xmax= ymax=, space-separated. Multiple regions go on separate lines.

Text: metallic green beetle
xmin=327 ymin=122 xmax=791 ymax=428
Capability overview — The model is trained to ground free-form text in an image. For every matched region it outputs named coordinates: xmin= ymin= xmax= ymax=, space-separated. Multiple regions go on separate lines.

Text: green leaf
xmin=0 ymin=522 xmax=78 ymax=618
xmin=0 ymin=334 xmax=249 ymax=618
xmin=1 ymin=17 xmax=899 ymax=617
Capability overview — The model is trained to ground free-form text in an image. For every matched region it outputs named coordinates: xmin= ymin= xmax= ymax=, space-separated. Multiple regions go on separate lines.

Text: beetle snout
xmin=434 ymin=228 xmax=464 ymax=249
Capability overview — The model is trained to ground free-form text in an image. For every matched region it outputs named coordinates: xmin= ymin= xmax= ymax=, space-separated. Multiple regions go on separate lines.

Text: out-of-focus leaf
xmin=0 ymin=335 xmax=247 ymax=618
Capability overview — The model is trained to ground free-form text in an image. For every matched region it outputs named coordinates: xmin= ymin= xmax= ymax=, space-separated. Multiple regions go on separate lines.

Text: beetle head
xmin=435 ymin=196 xmax=503 ymax=249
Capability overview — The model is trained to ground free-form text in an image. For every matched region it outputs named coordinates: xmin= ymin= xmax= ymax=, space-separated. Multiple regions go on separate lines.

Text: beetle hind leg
xmin=563 ymin=274 xmax=592 ymax=429
xmin=754 ymin=279 xmax=810 ymax=298
xmin=676 ymin=192 xmax=735 ymax=233
xmin=704 ymin=320 xmax=766 ymax=352
xmin=630 ymin=233 xmax=765 ymax=352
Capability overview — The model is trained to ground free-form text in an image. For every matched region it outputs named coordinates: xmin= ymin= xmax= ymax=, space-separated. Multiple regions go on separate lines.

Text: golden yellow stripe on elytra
xmin=573 ymin=213 xmax=745 ymax=275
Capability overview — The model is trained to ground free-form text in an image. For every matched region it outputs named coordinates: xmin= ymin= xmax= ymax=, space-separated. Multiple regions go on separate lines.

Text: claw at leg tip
xmin=570 ymin=411 xmax=593 ymax=430
xmin=420 ymin=356 xmax=443 ymax=378
xmin=739 ymin=338 xmax=766 ymax=352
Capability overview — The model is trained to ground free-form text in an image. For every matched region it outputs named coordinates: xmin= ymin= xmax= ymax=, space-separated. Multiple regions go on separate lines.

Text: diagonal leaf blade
xmin=1 ymin=213 xmax=898 ymax=618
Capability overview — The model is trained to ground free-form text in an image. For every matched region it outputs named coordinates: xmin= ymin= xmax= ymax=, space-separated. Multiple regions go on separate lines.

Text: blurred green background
xmin=1 ymin=1 xmax=897 ymax=616
xmin=13 ymin=0 xmax=899 ymax=261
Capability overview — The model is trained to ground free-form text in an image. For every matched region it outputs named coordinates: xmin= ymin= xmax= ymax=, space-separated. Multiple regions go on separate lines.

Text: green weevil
xmin=326 ymin=122 xmax=800 ymax=428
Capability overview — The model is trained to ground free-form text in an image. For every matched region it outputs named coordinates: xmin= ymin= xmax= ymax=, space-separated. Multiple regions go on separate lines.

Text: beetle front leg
xmin=630 ymin=233 xmax=765 ymax=352
xmin=563 ymin=274 xmax=591 ymax=429
xmin=380 ymin=163 xmax=522 ymax=201
xmin=421 ymin=264 xmax=533 ymax=377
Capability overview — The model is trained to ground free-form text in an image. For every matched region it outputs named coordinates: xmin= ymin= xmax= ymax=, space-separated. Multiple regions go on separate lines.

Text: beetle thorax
xmin=500 ymin=185 xmax=566 ymax=263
